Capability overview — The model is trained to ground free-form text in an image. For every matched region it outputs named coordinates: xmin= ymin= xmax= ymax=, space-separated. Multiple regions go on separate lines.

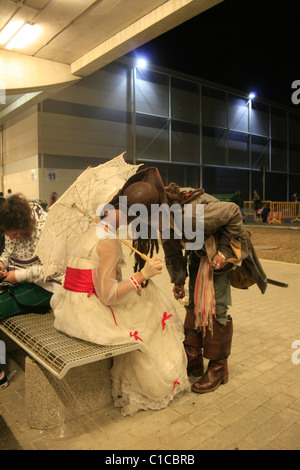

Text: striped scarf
xmin=194 ymin=236 xmax=216 ymax=334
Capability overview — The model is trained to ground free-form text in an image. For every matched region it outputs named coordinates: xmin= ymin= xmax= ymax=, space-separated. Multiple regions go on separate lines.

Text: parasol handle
xmin=72 ymin=204 xmax=149 ymax=261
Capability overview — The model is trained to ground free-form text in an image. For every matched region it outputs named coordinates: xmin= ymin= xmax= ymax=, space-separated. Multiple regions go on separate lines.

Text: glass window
xmin=271 ymin=140 xmax=287 ymax=172
xmin=202 ymin=87 xmax=226 ymax=128
xmin=167 ymin=164 xmax=188 ymax=187
xmin=289 ymin=174 xmax=300 ymax=200
xmin=251 ymin=135 xmax=269 ymax=170
xmin=136 ymin=114 xmax=169 ymax=161
xmin=271 ymin=107 xmax=287 ymax=141
xmin=266 ymin=172 xmax=287 ymax=201
xmin=202 ymin=126 xmax=227 ymax=166
xmin=171 ymin=78 xmax=199 ymax=123
xmin=202 ymin=166 xmax=249 ymax=198
xmin=185 ymin=165 xmax=200 ymax=188
xmin=202 ymin=166 xmax=217 ymax=193
xmin=289 ymin=113 xmax=300 ymax=145
xmin=171 ymin=121 xmax=199 ymax=163
xmin=289 ymin=143 xmax=300 ymax=173
xmin=228 ymin=95 xmax=248 ymax=132
xmin=74 ymin=63 xmax=129 ymax=111
xmin=228 ymin=131 xmax=249 ymax=168
xmin=135 ymin=69 xmax=169 ymax=116
xmin=251 ymin=101 xmax=269 ymax=136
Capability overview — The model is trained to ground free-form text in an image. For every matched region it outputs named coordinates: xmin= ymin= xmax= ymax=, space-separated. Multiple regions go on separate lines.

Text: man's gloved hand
xmin=211 ymin=253 xmax=227 ymax=270
xmin=173 ymin=284 xmax=185 ymax=300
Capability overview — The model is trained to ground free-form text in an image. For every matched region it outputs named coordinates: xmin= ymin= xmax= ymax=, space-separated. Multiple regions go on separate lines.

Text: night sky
xmin=128 ymin=0 xmax=300 ymax=108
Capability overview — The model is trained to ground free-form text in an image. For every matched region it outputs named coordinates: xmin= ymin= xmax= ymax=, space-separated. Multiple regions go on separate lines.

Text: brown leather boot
xmin=184 ymin=334 xmax=204 ymax=377
xmin=185 ymin=340 xmax=204 ymax=377
xmin=184 ymin=309 xmax=204 ymax=377
xmin=192 ymin=318 xmax=233 ymax=394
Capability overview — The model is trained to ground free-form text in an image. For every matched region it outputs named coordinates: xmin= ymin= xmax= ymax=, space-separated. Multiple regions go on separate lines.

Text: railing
xmin=243 ymin=201 xmax=300 ymax=224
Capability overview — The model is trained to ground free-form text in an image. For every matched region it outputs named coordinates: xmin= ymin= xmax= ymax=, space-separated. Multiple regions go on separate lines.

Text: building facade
xmin=1 ymin=57 xmax=300 ymax=203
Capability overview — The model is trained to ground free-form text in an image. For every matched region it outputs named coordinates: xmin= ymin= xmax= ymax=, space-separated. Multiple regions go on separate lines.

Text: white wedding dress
xmin=51 ymin=227 xmax=190 ymax=416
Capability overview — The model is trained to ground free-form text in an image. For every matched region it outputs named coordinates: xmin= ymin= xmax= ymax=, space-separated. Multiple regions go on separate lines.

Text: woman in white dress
xmin=51 ymin=179 xmax=190 ymax=417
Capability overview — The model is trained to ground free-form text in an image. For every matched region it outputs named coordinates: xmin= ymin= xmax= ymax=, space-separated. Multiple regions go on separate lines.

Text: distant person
xmin=49 ymin=192 xmax=57 ymax=208
xmin=255 ymin=203 xmax=270 ymax=223
xmin=232 ymin=190 xmax=243 ymax=207
xmin=5 ymin=189 xmax=12 ymax=198
xmin=253 ymin=190 xmax=261 ymax=211
xmin=0 ymin=194 xmax=61 ymax=390
xmin=292 ymin=192 xmax=299 ymax=202
xmin=0 ymin=192 xmax=5 ymax=255
xmin=232 ymin=190 xmax=244 ymax=217
xmin=0 ymin=193 xmax=62 ymax=319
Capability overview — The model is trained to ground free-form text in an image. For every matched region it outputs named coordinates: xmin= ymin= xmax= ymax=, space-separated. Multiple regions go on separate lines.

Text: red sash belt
xmin=63 ymin=266 xmax=98 ymax=297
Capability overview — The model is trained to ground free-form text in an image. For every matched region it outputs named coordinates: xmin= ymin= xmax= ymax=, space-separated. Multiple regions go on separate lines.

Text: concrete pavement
xmin=0 ymin=257 xmax=299 ymax=450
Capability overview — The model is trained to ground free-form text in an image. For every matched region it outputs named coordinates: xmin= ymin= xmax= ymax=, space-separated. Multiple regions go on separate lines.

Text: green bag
xmin=0 ymin=281 xmax=52 ymax=320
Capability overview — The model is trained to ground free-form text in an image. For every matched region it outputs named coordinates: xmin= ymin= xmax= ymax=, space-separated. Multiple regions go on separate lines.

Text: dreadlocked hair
xmin=132 ymin=237 xmax=159 ymax=288
xmin=165 ymin=182 xmax=205 ymax=206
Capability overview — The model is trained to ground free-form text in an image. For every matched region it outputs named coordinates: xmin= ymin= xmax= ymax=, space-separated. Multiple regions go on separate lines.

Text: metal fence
xmin=243 ymin=201 xmax=300 ymax=224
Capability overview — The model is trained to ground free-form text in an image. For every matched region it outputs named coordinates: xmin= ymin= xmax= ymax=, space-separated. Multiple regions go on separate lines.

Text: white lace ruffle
xmin=111 ymin=373 xmax=191 ymax=417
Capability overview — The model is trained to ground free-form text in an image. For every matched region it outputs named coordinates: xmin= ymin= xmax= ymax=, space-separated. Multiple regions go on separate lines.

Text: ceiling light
xmin=6 ymin=23 xmax=40 ymax=50
xmin=137 ymin=58 xmax=147 ymax=69
xmin=0 ymin=20 xmax=24 ymax=45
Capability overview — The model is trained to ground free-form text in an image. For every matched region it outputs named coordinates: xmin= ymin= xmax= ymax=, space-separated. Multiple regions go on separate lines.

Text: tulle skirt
xmin=51 ymin=280 xmax=190 ymax=416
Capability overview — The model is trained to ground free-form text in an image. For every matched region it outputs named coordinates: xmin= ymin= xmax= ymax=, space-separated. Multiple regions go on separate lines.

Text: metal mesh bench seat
xmin=0 ymin=312 xmax=147 ymax=379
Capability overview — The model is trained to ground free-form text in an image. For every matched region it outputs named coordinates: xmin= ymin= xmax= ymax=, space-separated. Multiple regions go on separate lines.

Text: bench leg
xmin=25 ymin=356 xmax=113 ymax=430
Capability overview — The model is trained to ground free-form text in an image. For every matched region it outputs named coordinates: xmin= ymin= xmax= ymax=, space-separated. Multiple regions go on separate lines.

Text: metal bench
xmin=0 ymin=312 xmax=147 ymax=379
xmin=0 ymin=312 xmax=148 ymax=429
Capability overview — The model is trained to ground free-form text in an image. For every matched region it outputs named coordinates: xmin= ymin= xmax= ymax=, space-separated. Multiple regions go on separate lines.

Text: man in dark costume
xmin=161 ymin=183 xmax=267 ymax=394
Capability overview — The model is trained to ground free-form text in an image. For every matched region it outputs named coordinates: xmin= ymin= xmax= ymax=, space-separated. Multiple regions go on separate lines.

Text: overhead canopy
xmin=0 ymin=0 xmax=223 ymax=122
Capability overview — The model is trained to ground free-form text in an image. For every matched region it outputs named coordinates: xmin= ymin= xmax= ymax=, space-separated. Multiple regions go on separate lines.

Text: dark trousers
xmin=186 ymin=250 xmax=232 ymax=326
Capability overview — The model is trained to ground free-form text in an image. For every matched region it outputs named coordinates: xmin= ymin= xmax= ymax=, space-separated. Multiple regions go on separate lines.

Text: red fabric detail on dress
xmin=64 ymin=267 xmax=121 ymax=328
xmin=173 ymin=379 xmax=180 ymax=390
xmin=162 ymin=311 xmax=173 ymax=330
xmin=63 ymin=266 xmax=97 ymax=297
xmin=107 ymin=305 xmax=119 ymax=326
xmin=130 ymin=331 xmax=143 ymax=342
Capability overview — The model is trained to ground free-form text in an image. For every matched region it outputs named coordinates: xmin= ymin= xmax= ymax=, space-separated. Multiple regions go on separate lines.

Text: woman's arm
xmin=94 ymin=239 xmax=163 ymax=305
xmin=0 ymin=247 xmax=10 ymax=271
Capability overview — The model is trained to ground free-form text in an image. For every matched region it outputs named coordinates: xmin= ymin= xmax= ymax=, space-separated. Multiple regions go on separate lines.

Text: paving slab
xmin=0 ymin=256 xmax=299 ymax=451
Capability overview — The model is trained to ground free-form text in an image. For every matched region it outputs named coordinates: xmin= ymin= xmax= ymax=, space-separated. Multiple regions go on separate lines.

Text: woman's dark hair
xmin=0 ymin=193 xmax=35 ymax=239
xmin=132 ymin=237 xmax=159 ymax=288
xmin=132 ymin=183 xmax=204 ymax=285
